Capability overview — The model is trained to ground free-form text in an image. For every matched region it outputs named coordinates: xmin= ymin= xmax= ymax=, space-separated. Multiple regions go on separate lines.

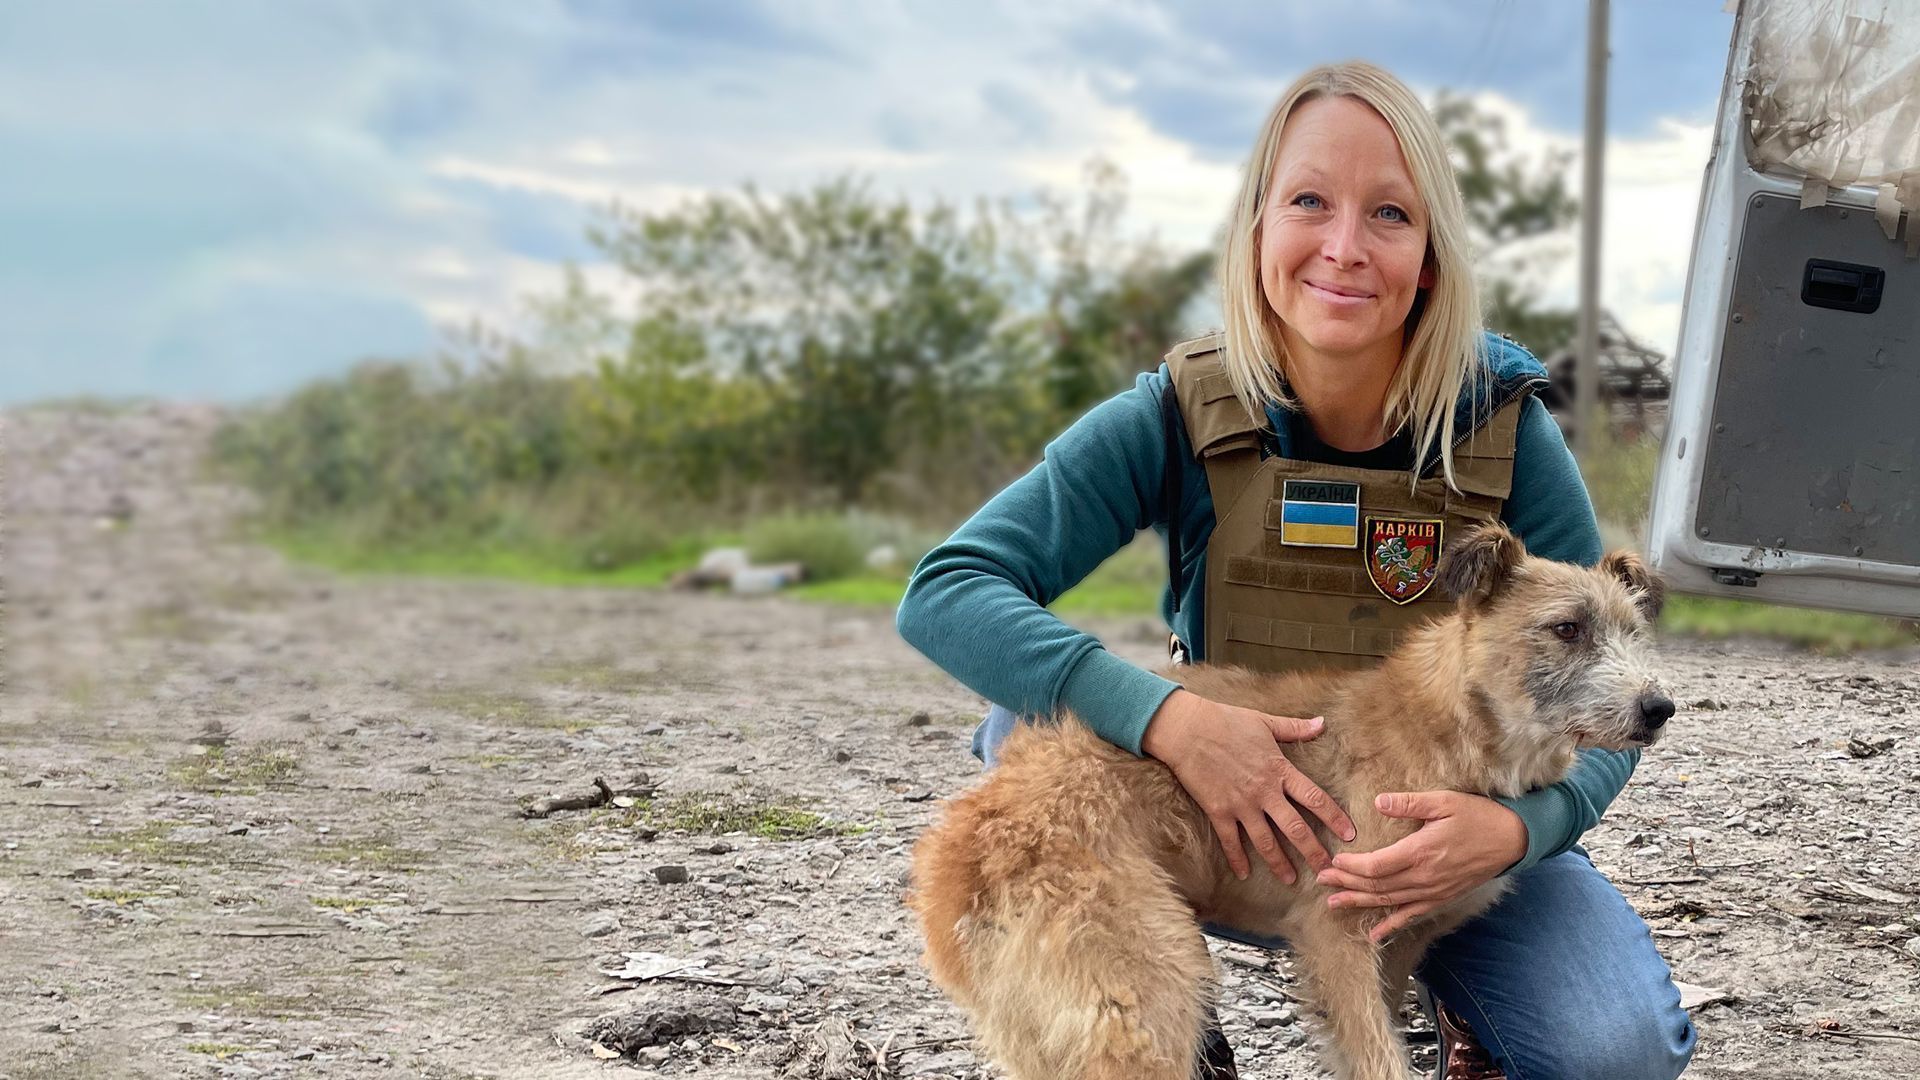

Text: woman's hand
xmin=1142 ymin=689 xmax=1357 ymax=885
xmin=1314 ymin=791 xmax=1528 ymax=942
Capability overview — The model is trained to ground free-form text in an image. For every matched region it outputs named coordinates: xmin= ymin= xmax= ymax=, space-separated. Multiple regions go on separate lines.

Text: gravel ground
xmin=2 ymin=404 xmax=1917 ymax=1079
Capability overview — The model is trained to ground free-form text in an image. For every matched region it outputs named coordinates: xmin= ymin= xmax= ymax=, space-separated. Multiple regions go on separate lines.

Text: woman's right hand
xmin=1141 ymin=688 xmax=1356 ymax=884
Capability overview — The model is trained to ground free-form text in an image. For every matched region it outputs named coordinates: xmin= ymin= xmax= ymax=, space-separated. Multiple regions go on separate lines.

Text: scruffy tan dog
xmin=908 ymin=524 xmax=1673 ymax=1080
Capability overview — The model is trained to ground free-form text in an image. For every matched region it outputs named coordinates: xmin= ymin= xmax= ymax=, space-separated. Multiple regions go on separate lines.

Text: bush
xmin=743 ymin=512 xmax=867 ymax=583
xmin=1583 ymin=432 xmax=1661 ymax=531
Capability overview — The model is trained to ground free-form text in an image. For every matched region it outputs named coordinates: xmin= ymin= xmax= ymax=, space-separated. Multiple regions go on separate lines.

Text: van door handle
xmin=1801 ymin=259 xmax=1884 ymax=314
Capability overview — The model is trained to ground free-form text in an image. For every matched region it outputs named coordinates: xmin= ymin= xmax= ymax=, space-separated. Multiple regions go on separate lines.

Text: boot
xmin=1432 ymin=998 xmax=1505 ymax=1079
xmin=1197 ymin=1016 xmax=1238 ymax=1078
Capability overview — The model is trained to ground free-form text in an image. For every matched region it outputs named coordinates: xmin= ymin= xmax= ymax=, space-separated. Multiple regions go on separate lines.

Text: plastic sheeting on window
xmin=1743 ymin=0 xmax=1920 ymax=254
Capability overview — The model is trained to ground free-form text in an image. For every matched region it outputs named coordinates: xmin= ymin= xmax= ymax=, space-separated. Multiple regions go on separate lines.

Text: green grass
xmin=651 ymin=792 xmax=863 ymax=839
xmin=1659 ymin=595 xmax=1918 ymax=653
xmin=170 ymin=745 xmax=299 ymax=793
xmin=174 ymin=982 xmax=329 ymax=1019
xmin=85 ymin=821 xmax=209 ymax=863
xmin=263 ymin=522 xmax=704 ymax=587
xmin=185 ymin=1043 xmax=252 ymax=1060
xmin=308 ymin=838 xmax=427 ymax=872
xmin=310 ymin=896 xmax=383 ymax=914
xmin=83 ymin=887 xmax=158 ymax=905
xmin=257 ymin=507 xmax=1913 ymax=654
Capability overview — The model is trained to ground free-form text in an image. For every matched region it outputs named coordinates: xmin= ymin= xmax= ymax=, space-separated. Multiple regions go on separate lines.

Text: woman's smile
xmin=1302 ymin=279 xmax=1376 ymax=307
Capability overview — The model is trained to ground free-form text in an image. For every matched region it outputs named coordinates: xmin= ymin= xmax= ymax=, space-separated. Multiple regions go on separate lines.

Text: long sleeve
xmin=1492 ymin=394 xmax=1640 ymax=874
xmin=895 ymin=370 xmax=1186 ymax=755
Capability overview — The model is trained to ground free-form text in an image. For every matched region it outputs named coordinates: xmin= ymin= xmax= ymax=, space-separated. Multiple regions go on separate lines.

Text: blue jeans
xmin=973 ymin=705 xmax=1697 ymax=1080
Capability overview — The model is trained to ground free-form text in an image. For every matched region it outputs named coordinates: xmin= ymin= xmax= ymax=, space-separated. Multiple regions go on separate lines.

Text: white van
xmin=1648 ymin=0 xmax=1920 ymax=618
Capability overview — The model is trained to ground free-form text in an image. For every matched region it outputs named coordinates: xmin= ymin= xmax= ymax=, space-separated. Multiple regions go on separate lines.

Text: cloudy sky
xmin=1 ymin=0 xmax=1738 ymax=405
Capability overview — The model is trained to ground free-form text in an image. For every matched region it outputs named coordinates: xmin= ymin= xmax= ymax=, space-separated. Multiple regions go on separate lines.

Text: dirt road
xmin=3 ymin=404 xmax=1917 ymax=1079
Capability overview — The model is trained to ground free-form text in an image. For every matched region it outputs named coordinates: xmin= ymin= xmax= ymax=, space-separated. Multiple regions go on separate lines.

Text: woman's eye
xmin=1379 ymin=205 xmax=1409 ymax=223
xmin=1292 ymin=193 xmax=1324 ymax=210
xmin=1552 ymin=622 xmax=1581 ymax=642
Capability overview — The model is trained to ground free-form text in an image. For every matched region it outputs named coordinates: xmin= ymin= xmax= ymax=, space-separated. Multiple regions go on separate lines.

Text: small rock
xmin=831 ymin=748 xmax=853 ymax=764
xmin=637 ymin=1046 xmax=670 ymax=1065
xmin=704 ymin=841 xmax=733 ymax=855
xmin=747 ymin=992 xmax=790 ymax=1013
xmin=1848 ymin=734 xmax=1897 ymax=758
xmin=688 ymin=930 xmax=721 ymax=948
xmin=653 ymin=865 xmax=691 ymax=885
xmin=1904 ymin=936 xmax=1920 ymax=960
xmin=906 ymin=711 xmax=932 ymax=727
xmin=581 ymin=914 xmax=620 ymax=939
xmin=587 ymin=995 xmax=737 ymax=1053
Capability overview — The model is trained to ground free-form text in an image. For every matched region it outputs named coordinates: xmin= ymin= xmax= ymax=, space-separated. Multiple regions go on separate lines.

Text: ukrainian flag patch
xmin=1280 ymin=479 xmax=1361 ymax=548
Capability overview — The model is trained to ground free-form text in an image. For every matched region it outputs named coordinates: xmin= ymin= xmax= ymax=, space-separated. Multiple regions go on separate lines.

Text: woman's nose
xmin=1321 ymin=210 xmax=1367 ymax=268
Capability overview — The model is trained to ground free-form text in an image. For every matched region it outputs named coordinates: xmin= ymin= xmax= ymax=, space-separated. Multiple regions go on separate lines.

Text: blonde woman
xmin=898 ymin=62 xmax=1695 ymax=1079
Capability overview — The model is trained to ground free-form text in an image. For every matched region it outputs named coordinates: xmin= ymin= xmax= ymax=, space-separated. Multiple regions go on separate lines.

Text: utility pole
xmin=1576 ymin=0 xmax=1609 ymax=458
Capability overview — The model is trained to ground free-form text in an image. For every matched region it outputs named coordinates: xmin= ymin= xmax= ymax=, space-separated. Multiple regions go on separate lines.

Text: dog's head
xmin=1439 ymin=524 xmax=1674 ymax=751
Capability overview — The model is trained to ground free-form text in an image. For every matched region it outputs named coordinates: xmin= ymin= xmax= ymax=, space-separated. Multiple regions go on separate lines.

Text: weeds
xmin=649 ymin=791 xmax=865 ymax=840
xmin=170 ymin=745 xmax=298 ymax=793
xmin=84 ymin=821 xmax=209 ymax=863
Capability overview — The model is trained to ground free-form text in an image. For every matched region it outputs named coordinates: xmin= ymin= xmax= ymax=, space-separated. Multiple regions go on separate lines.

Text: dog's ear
xmin=1600 ymin=549 xmax=1666 ymax=623
xmin=1440 ymin=524 xmax=1524 ymax=609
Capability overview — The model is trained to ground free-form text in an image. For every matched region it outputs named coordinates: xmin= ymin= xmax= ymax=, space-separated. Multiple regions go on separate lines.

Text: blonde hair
xmin=1217 ymin=60 xmax=1485 ymax=489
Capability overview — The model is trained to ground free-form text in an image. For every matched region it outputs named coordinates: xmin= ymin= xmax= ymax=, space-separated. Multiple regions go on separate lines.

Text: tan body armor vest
xmin=1167 ymin=333 xmax=1525 ymax=675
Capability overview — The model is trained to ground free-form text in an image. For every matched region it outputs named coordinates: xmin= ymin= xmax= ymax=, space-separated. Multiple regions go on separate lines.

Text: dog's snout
xmin=1638 ymin=694 xmax=1675 ymax=729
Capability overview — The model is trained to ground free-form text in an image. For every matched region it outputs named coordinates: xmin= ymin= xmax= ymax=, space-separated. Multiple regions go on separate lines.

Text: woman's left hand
xmin=1313 ymin=791 xmax=1528 ymax=943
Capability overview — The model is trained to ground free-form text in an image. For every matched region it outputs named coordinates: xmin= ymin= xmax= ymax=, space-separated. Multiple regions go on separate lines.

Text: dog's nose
xmin=1638 ymin=694 xmax=1675 ymax=729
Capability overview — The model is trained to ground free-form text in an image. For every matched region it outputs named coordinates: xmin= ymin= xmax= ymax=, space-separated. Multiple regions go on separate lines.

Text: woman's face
xmin=1259 ymin=95 xmax=1433 ymax=361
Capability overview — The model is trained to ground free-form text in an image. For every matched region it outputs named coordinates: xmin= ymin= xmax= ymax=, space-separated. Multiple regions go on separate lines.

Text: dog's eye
xmin=1552 ymin=622 xmax=1582 ymax=641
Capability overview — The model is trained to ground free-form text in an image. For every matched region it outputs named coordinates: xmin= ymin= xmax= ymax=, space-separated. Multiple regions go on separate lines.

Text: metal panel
xmin=1695 ymin=193 xmax=1920 ymax=565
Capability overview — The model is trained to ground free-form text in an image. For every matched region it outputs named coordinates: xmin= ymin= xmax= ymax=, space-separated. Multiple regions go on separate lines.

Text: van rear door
xmin=1647 ymin=0 xmax=1920 ymax=618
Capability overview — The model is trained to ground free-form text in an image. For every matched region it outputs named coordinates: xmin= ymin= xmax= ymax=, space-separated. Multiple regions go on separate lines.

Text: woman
xmin=896 ymin=61 xmax=1696 ymax=1080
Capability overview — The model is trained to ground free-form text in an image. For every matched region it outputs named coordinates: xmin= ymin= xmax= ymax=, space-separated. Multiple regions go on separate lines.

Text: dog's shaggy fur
xmin=909 ymin=525 xmax=1673 ymax=1080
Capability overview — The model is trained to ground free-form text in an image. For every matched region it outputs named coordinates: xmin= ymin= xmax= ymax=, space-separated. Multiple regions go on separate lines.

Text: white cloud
xmin=0 ymin=1 xmax=1726 ymax=402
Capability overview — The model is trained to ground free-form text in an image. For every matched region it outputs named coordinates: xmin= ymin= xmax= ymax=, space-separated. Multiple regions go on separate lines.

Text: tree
xmin=587 ymin=178 xmax=1038 ymax=507
xmin=1018 ymin=161 xmax=1217 ymax=418
xmin=1431 ymin=93 xmax=1581 ymax=358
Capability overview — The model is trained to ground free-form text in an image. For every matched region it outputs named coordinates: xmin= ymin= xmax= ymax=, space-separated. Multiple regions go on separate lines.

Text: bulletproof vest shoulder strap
xmin=1165 ymin=334 xmax=1268 ymax=521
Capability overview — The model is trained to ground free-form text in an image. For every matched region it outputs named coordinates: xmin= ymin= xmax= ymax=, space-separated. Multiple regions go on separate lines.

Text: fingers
xmin=1264 ymin=712 xmax=1326 ymax=743
xmin=1282 ymin=767 xmax=1357 ymax=843
xmin=1370 ymin=898 xmax=1440 ymax=942
xmin=1231 ymin=802 xmax=1298 ymax=883
xmin=1316 ymin=866 xmax=1424 ymax=900
xmin=1326 ymin=842 xmax=1419 ymax=880
xmin=1374 ymin=790 xmax=1454 ymax=821
xmin=1260 ymin=798 xmax=1329 ymax=874
xmin=1206 ymin=812 xmax=1252 ymax=881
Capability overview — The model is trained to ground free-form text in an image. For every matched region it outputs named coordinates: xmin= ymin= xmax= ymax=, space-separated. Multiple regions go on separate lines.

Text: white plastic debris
xmin=696 ymin=548 xmax=751 ymax=578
